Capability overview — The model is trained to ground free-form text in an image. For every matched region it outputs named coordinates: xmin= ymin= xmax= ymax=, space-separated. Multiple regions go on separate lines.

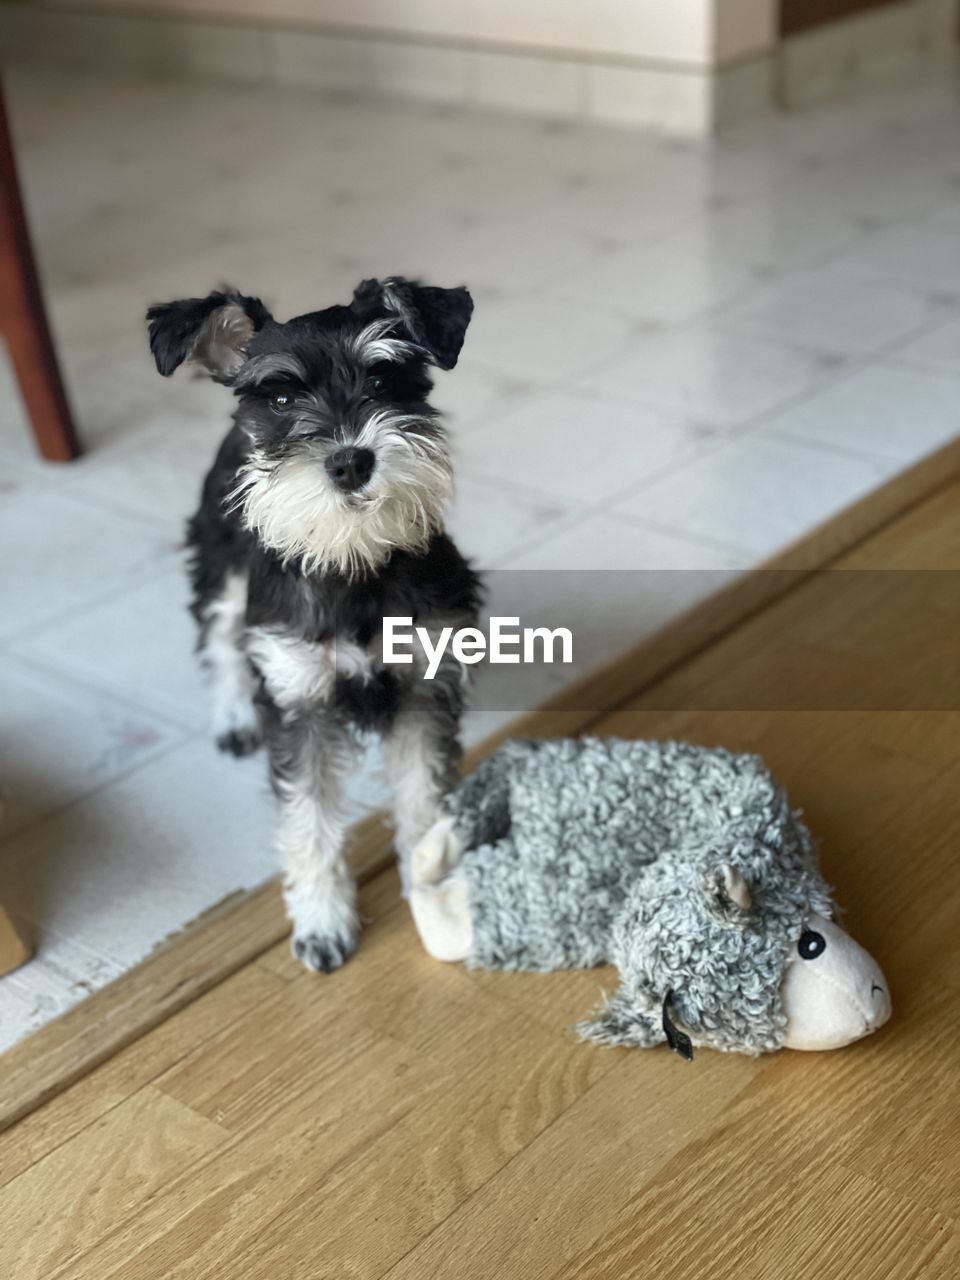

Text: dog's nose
xmin=325 ymin=447 xmax=375 ymax=493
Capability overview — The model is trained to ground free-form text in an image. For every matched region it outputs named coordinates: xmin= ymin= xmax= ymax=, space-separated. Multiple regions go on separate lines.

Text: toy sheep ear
xmin=577 ymin=986 xmax=666 ymax=1049
xmin=698 ymin=861 xmax=753 ymax=926
xmin=146 ymin=287 xmax=271 ymax=382
xmin=352 ymin=276 xmax=473 ymax=370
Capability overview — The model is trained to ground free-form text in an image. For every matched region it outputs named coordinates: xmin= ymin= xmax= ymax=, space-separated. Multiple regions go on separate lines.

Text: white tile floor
xmin=2 ymin=65 xmax=959 ymax=1049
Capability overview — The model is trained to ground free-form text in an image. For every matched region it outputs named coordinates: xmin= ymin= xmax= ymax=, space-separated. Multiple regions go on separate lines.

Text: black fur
xmin=352 ymin=277 xmax=474 ymax=370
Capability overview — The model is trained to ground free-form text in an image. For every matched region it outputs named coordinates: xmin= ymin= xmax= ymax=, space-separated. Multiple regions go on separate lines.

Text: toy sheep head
xmin=579 ymin=844 xmax=891 ymax=1058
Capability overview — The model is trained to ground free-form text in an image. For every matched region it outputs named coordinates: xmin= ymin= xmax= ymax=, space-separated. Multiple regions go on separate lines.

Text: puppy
xmin=146 ymin=277 xmax=480 ymax=972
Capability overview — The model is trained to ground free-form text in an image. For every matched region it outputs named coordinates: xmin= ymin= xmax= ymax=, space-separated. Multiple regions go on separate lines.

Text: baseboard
xmin=2 ymin=434 xmax=959 ymax=1135
xmin=0 ymin=0 xmax=774 ymax=136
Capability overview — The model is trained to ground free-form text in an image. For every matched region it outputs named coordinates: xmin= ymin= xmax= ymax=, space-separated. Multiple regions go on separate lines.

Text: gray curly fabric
xmin=442 ymin=738 xmax=836 ymax=1055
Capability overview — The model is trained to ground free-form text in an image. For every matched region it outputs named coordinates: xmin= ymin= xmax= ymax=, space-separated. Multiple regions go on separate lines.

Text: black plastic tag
xmin=662 ymin=991 xmax=694 ymax=1061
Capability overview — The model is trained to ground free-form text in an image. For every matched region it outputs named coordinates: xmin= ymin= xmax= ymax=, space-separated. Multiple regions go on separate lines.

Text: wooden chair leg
xmin=0 ymin=79 xmax=80 ymax=463
xmin=0 ymin=905 xmax=31 ymax=977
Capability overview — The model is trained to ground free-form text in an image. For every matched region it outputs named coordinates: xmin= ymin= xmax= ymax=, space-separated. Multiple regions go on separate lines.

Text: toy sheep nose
xmin=326 ymin=446 xmax=375 ymax=493
xmin=868 ymin=978 xmax=892 ymax=1031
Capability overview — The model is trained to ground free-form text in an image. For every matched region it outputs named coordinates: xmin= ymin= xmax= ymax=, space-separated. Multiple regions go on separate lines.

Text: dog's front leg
xmin=198 ymin=569 xmax=262 ymax=758
xmin=268 ymin=709 xmax=361 ymax=972
xmin=383 ymin=681 xmax=464 ymax=894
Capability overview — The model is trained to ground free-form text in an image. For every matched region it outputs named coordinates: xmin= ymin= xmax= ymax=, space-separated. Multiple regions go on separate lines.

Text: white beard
xmin=232 ymin=413 xmax=454 ymax=578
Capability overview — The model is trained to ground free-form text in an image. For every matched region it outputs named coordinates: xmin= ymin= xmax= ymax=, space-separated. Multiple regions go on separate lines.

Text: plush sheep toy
xmin=409 ymin=738 xmax=891 ymax=1058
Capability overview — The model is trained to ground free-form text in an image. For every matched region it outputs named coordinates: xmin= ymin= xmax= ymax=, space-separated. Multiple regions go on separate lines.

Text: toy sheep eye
xmin=798 ymin=930 xmax=826 ymax=960
xmin=269 ymin=392 xmax=292 ymax=412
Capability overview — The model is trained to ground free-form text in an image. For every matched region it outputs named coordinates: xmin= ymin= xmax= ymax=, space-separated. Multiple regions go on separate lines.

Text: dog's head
xmin=146 ymin=277 xmax=473 ymax=577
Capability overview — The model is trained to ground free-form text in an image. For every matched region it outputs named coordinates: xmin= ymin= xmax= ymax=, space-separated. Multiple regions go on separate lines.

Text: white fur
xmin=274 ymin=727 xmax=361 ymax=954
xmin=236 ymin=351 xmax=307 ymax=386
xmin=247 ymin=627 xmax=373 ymax=709
xmin=231 ymin=412 xmax=453 ymax=578
xmin=200 ymin=570 xmax=259 ymax=743
xmin=348 ymin=318 xmax=417 ymax=365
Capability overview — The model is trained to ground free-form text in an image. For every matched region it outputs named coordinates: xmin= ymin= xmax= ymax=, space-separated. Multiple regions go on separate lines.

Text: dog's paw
xmin=292 ymin=928 xmax=358 ymax=974
xmin=215 ymin=726 xmax=262 ymax=757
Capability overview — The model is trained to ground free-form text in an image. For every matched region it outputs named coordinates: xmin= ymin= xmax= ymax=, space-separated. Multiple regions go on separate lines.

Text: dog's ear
xmin=352 ymin=277 xmax=473 ymax=370
xmin=146 ymin=288 xmax=271 ymax=381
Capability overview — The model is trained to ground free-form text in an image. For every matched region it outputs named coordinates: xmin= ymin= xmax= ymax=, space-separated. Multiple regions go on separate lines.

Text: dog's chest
xmin=246 ymin=626 xmax=376 ymax=708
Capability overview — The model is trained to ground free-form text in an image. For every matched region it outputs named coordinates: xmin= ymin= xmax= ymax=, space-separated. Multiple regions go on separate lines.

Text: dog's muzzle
xmin=325 ymin=446 xmax=375 ymax=493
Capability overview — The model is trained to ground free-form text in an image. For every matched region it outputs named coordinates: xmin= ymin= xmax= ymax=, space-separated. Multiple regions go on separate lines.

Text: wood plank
xmin=0 ymin=882 xmax=288 ymax=1134
xmin=0 ymin=964 xmax=283 ymax=1190
xmin=384 ymin=1070 xmax=956 ymax=1280
xmin=377 ymin=1048 xmax=762 ymax=1280
xmin=0 ymin=1086 xmax=227 ymax=1280
xmin=840 ymin=480 xmax=960 ymax=569
xmin=549 ymin=1081 xmax=957 ymax=1279
xmin=0 ymin=462 xmax=957 ymax=1280
xmin=55 ymin=910 xmax=616 ymax=1278
xmin=1 ymin=443 xmax=957 ymax=1137
xmin=538 ymin=981 xmax=960 ymax=1280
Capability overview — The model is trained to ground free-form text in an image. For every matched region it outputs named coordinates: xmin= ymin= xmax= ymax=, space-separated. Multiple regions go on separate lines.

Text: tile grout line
xmin=0 ymin=637 xmax=203 ymax=740
xmin=762 ymin=425 xmax=960 ymax=472
xmin=602 ymin=511 xmax=754 ymax=562
xmin=0 ymin=728 xmax=204 ymax=858
xmin=487 ymin=300 xmax=960 ymax=568
xmin=0 ymin=544 xmax=184 ymax=650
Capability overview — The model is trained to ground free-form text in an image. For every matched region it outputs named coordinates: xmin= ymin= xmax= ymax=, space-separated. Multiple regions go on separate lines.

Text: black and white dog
xmin=146 ymin=277 xmax=481 ymax=973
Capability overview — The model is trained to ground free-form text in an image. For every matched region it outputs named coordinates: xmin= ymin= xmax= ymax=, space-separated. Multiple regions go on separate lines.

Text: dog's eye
xmin=798 ymin=930 xmax=826 ymax=960
xmin=269 ymin=392 xmax=293 ymax=413
xmin=368 ymin=376 xmax=384 ymax=394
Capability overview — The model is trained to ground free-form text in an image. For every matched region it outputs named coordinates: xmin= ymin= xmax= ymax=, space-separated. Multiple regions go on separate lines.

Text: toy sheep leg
xmin=409 ymin=815 xmax=473 ymax=962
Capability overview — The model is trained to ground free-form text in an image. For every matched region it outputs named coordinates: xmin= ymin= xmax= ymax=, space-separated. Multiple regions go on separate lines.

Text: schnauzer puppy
xmin=146 ymin=277 xmax=481 ymax=972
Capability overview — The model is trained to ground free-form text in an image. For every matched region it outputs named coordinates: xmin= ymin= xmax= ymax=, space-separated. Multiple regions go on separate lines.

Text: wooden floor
xmin=2 ymin=481 xmax=959 ymax=1280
